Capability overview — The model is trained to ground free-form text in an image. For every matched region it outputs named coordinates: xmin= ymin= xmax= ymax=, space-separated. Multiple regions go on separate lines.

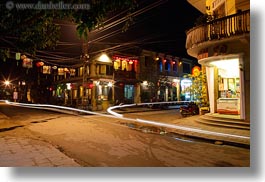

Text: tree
xmin=182 ymin=68 xmax=209 ymax=106
xmin=0 ymin=0 xmax=137 ymax=56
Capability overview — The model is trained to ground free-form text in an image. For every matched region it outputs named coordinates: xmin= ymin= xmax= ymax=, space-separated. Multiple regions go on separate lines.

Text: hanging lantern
xmin=36 ymin=61 xmax=44 ymax=67
xmin=22 ymin=58 xmax=33 ymax=68
xmin=70 ymin=69 xmax=76 ymax=76
xmin=43 ymin=66 xmax=51 ymax=74
xmin=16 ymin=53 xmax=21 ymax=60
xmin=58 ymin=68 xmax=64 ymax=75
xmin=52 ymin=66 xmax=57 ymax=70
xmin=129 ymin=60 xmax=133 ymax=64
xmin=21 ymin=55 xmax=26 ymax=60
xmin=64 ymin=68 xmax=70 ymax=72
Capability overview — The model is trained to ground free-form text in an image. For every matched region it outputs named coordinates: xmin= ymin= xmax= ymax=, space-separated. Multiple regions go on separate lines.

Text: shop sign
xmin=213 ymin=44 xmax=227 ymax=56
xmin=197 ymin=48 xmax=208 ymax=60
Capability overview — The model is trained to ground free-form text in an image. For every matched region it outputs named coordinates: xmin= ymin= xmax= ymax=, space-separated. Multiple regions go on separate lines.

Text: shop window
xmin=96 ymin=82 xmax=112 ymax=100
xmin=212 ymin=59 xmax=240 ymax=99
xmin=124 ymin=85 xmax=134 ymax=103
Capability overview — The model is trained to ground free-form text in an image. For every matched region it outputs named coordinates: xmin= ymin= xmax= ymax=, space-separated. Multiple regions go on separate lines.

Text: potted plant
xmin=108 ymin=99 xmax=114 ymax=107
xmin=96 ymin=99 xmax=103 ymax=111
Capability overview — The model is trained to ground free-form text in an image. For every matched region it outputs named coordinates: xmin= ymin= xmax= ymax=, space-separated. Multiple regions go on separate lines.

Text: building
xmin=186 ymin=0 xmax=250 ymax=121
xmin=50 ymin=48 xmax=195 ymax=111
xmin=139 ymin=50 xmax=196 ymax=103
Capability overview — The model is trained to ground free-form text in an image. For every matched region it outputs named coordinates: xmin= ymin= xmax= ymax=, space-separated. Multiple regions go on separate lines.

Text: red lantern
xmin=36 ymin=62 xmax=44 ymax=67
xmin=88 ymin=83 xmax=94 ymax=89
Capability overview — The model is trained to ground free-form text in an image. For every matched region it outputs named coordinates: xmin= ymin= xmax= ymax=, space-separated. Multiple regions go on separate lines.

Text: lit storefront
xmin=95 ymin=80 xmax=113 ymax=101
xmin=200 ymin=54 xmax=245 ymax=119
xmin=181 ymin=78 xmax=192 ymax=101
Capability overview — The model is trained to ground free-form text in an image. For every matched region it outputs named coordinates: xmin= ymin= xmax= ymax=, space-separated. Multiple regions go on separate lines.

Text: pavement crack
xmin=0 ymin=125 xmax=24 ymax=132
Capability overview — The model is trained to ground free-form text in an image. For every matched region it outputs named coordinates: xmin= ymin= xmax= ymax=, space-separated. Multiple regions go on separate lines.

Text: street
xmin=0 ymin=102 xmax=250 ymax=167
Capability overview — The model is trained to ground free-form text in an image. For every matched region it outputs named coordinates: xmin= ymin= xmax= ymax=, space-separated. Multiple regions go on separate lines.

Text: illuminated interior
xmin=210 ymin=58 xmax=241 ymax=115
xmin=211 ymin=59 xmax=240 ymax=99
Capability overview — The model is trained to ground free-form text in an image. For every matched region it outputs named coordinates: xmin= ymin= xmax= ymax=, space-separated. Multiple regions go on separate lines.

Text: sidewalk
xmin=0 ymin=112 xmax=80 ymax=167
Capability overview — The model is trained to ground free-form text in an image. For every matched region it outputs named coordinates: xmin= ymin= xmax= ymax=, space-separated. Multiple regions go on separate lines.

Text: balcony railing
xmin=186 ymin=10 xmax=250 ymax=50
xmin=114 ymin=70 xmax=136 ymax=79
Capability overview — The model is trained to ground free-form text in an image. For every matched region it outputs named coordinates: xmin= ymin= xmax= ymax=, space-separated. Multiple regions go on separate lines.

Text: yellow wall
xmin=206 ymin=0 xmax=249 ymax=16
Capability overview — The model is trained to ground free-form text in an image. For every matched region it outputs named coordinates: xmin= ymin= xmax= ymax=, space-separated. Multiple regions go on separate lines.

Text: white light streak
xmin=4 ymin=101 xmax=250 ymax=142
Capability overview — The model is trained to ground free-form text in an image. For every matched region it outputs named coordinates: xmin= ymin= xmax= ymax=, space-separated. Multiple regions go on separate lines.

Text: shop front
xmin=200 ymin=54 xmax=245 ymax=119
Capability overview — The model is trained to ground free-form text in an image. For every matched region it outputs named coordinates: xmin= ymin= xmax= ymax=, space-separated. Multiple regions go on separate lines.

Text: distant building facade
xmin=48 ymin=48 xmax=195 ymax=111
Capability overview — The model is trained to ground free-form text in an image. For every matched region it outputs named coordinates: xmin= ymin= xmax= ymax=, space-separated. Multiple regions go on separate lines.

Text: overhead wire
xmin=1 ymin=0 xmax=169 ymax=67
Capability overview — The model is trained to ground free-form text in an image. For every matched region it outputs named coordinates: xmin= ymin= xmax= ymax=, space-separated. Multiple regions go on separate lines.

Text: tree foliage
xmin=182 ymin=70 xmax=209 ymax=106
xmin=0 ymin=0 xmax=137 ymax=56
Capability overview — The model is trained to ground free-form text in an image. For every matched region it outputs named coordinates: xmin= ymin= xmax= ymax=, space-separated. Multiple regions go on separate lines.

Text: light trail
xmin=3 ymin=100 xmax=250 ymax=141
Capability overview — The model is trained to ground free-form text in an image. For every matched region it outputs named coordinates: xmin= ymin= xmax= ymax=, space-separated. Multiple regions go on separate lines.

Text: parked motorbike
xmin=180 ymin=102 xmax=199 ymax=117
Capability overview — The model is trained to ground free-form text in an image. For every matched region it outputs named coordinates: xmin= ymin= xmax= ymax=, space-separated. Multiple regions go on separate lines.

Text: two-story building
xmin=139 ymin=50 xmax=196 ymax=102
xmin=49 ymin=48 xmax=196 ymax=111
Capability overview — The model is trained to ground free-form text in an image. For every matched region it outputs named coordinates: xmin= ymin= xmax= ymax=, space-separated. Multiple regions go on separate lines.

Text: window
xmin=165 ymin=60 xmax=170 ymax=71
xmin=144 ymin=56 xmax=152 ymax=67
xmin=99 ymin=64 xmax=113 ymax=75
xmin=99 ymin=65 xmax=106 ymax=75
xmin=78 ymin=67 xmax=84 ymax=76
xmin=173 ymin=61 xmax=177 ymax=72
xmin=183 ymin=63 xmax=191 ymax=74
xmin=106 ymin=65 xmax=113 ymax=75
xmin=158 ymin=60 xmax=163 ymax=72
xmin=144 ymin=56 xmax=148 ymax=67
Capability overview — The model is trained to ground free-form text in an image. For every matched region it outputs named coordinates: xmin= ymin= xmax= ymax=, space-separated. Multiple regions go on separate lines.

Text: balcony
xmin=114 ymin=70 xmax=136 ymax=80
xmin=186 ymin=10 xmax=250 ymax=54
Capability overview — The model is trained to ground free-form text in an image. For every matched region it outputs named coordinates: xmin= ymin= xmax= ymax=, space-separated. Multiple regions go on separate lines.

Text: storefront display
xmin=212 ymin=58 xmax=241 ymax=115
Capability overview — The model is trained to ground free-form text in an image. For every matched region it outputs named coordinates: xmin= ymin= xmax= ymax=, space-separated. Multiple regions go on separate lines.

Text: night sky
xmin=0 ymin=0 xmax=202 ymax=81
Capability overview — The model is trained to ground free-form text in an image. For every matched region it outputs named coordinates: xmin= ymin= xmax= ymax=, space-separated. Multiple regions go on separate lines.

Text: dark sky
xmin=87 ymin=0 xmax=202 ymax=59
xmin=119 ymin=0 xmax=202 ymax=56
xmin=0 ymin=0 xmax=202 ymax=81
xmin=56 ymin=0 xmax=202 ymax=60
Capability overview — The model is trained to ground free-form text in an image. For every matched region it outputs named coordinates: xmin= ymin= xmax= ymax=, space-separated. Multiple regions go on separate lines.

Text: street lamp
xmin=4 ymin=80 xmax=10 ymax=87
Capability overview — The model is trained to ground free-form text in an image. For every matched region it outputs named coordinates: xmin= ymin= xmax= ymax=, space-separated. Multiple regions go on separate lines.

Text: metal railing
xmin=186 ymin=10 xmax=250 ymax=49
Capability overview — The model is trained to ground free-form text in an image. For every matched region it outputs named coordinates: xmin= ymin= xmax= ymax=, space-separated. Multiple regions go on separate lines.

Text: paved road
xmin=0 ymin=102 xmax=250 ymax=167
